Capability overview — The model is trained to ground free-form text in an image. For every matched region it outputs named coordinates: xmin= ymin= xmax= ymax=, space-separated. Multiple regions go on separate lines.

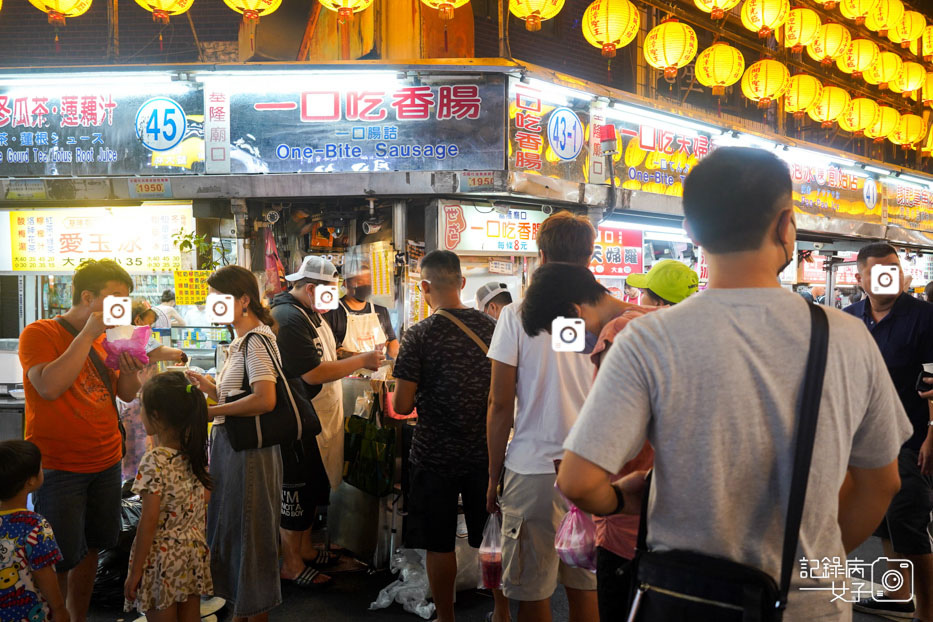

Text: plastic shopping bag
xmin=102 ymin=326 xmax=151 ymax=370
xmin=478 ymin=513 xmax=504 ymax=590
xmin=555 ymin=505 xmax=597 ymax=572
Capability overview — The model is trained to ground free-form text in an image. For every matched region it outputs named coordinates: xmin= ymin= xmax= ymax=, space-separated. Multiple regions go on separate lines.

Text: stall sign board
xmin=0 ymin=85 xmax=204 ymax=177
xmin=883 ymin=181 xmax=933 ymax=233
xmin=787 ymin=163 xmax=882 ymax=225
xmin=460 ymin=170 xmax=498 ymax=192
xmin=439 ymin=201 xmax=548 ymax=255
xmin=590 ymin=225 xmax=643 ymax=277
xmin=228 ymin=76 xmax=506 ymax=174
xmin=9 ymin=204 xmax=193 ymax=273
xmin=129 ymin=177 xmax=172 ymax=199
xmin=801 ymin=254 xmax=827 ymax=284
xmin=173 ymin=270 xmax=210 ymax=305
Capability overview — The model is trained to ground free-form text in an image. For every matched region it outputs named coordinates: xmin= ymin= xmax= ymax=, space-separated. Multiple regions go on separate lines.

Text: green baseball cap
xmin=625 ymin=259 xmax=699 ymax=304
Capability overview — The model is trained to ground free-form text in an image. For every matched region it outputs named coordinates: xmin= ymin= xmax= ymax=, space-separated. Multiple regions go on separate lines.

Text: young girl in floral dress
xmin=124 ymin=371 xmax=212 ymax=622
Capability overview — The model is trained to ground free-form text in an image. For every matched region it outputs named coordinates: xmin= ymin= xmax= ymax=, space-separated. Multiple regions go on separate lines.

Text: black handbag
xmin=625 ymin=303 xmax=829 ymax=622
xmin=224 ymin=332 xmax=322 ymax=451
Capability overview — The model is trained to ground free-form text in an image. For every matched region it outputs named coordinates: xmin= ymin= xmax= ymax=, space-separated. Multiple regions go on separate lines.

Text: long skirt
xmin=207 ymin=425 xmax=283 ymax=617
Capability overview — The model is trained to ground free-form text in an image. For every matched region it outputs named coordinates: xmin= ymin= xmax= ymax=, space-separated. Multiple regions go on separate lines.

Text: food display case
xmin=168 ymin=326 xmax=232 ymax=372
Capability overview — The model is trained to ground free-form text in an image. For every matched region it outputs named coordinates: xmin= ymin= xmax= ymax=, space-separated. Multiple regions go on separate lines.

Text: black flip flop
xmin=283 ymin=566 xmax=332 ymax=590
xmin=305 ymin=548 xmax=339 ymax=569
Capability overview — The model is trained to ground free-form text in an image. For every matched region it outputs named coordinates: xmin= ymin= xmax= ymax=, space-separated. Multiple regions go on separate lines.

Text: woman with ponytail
xmin=124 ymin=371 xmax=212 ymax=622
xmin=184 ymin=265 xmax=283 ymax=622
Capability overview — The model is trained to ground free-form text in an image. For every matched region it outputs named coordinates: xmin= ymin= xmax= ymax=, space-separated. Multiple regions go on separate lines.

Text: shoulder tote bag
xmin=224 ymin=332 xmax=322 ymax=451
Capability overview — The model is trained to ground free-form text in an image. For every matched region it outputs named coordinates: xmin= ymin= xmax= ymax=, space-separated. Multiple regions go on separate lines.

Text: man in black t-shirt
xmin=270 ymin=255 xmax=384 ymax=589
xmin=393 ymin=250 xmax=496 ymax=622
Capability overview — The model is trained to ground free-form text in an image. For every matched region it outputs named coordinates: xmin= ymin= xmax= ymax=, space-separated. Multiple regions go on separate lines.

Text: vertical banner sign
xmin=173 ymin=270 xmax=211 ymax=305
xmin=512 ymin=82 xmax=544 ymax=173
xmin=589 ymin=103 xmax=609 ymax=185
xmin=590 ymin=225 xmax=643 ymax=276
xmin=9 ymin=205 xmax=193 ymax=273
xmin=203 ymin=85 xmax=231 ymax=174
xmin=369 ymin=241 xmax=394 ymax=298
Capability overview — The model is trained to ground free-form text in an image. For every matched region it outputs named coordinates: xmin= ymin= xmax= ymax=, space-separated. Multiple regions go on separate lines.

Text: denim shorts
xmin=33 ymin=462 xmax=122 ymax=572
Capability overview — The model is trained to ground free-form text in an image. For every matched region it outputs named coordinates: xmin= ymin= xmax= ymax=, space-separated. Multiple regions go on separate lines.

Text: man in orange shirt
xmin=19 ymin=259 xmax=145 ymax=622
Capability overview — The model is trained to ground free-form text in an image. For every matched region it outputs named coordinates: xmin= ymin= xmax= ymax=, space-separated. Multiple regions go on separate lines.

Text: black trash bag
xmin=92 ymin=497 xmax=142 ymax=610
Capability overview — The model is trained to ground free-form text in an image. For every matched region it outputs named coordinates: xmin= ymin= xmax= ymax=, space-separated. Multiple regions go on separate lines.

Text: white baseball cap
xmin=476 ymin=282 xmax=510 ymax=310
xmin=286 ymin=256 xmax=340 ymax=283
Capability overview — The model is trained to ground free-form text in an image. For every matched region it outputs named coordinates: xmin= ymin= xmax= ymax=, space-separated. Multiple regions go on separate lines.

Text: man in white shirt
xmin=486 ymin=211 xmax=600 ymax=622
xmin=557 ymin=147 xmax=911 ymax=622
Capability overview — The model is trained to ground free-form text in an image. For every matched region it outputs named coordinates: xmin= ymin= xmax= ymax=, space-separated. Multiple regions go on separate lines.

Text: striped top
xmin=214 ymin=324 xmax=281 ymax=425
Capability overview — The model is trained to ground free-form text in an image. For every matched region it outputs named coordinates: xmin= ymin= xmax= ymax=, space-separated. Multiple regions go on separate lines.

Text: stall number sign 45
xmin=135 ymin=98 xmax=187 ymax=152
xmin=547 ymin=107 xmax=584 ymax=161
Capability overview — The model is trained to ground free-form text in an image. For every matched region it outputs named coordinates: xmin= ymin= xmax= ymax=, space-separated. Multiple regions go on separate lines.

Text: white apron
xmin=341 ymin=301 xmax=387 ymax=353
xmin=311 ymin=318 xmax=345 ymax=490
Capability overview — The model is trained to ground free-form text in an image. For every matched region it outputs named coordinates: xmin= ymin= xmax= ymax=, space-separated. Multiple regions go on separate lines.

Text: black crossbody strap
xmin=778 ymin=303 xmax=829 ymax=606
xmin=54 ymin=317 xmax=117 ymax=411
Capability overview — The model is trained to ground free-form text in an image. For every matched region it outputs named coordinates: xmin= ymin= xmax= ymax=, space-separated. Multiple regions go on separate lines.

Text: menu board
xmin=173 ymin=270 xmax=210 ymax=305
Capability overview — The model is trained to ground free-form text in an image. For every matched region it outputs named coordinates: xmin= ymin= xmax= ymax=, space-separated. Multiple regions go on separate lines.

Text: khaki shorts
xmin=500 ymin=469 xmax=597 ymax=601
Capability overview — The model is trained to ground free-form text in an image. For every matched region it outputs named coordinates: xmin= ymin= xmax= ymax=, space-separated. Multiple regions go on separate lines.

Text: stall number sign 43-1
xmin=135 ymin=98 xmax=187 ymax=152
xmin=547 ymin=107 xmax=585 ymax=161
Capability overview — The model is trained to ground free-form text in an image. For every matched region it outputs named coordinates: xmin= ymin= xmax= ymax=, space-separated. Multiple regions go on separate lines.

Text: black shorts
xmin=874 ymin=447 xmax=933 ymax=555
xmin=404 ymin=465 xmax=488 ymax=553
xmin=280 ymin=438 xmax=331 ymax=532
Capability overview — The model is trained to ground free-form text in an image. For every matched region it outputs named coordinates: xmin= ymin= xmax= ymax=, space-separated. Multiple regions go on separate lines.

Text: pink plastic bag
xmin=102 ymin=326 xmax=151 ymax=370
xmin=478 ymin=513 xmax=504 ymax=590
xmin=555 ymin=505 xmax=597 ymax=572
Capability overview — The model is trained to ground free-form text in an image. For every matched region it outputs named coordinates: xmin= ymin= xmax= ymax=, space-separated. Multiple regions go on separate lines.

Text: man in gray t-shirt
xmin=557 ymin=147 xmax=912 ymax=621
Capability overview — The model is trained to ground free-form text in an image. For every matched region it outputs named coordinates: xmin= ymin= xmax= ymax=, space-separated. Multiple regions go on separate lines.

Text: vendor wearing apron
xmin=271 ymin=256 xmax=385 ymax=587
xmin=326 ymin=269 xmax=399 ymax=359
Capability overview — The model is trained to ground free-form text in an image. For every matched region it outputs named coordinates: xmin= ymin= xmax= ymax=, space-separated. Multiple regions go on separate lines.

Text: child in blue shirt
xmin=0 ymin=440 xmax=66 ymax=622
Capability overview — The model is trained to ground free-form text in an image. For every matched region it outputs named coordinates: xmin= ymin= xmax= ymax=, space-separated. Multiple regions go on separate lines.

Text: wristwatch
xmin=595 ymin=484 xmax=625 ymax=517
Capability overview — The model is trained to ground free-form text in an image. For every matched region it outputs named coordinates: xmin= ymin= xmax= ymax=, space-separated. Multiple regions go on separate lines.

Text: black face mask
xmin=352 ymin=285 xmax=373 ymax=301
xmin=777 ymin=220 xmax=796 ymax=277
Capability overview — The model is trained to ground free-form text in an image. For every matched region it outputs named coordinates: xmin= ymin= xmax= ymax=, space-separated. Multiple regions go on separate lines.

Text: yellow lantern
xmin=510 ymin=0 xmax=564 ymax=31
xmin=837 ymin=39 xmax=879 ymax=78
xmin=864 ymin=51 xmax=902 ymax=88
xmin=840 ymin=0 xmax=878 ymax=25
xmin=889 ymin=11 xmax=925 ymax=48
xmin=838 ymin=98 xmax=881 ymax=135
xmin=784 ymin=7 xmax=821 ymax=53
xmin=740 ymin=0 xmax=789 ymax=38
xmin=921 ymin=73 xmax=933 ymax=105
xmin=644 ymin=19 xmax=698 ymax=81
xmin=807 ymin=85 xmax=850 ymax=127
xmin=895 ymin=61 xmax=925 ymax=96
xmin=865 ymin=0 xmax=903 ymax=36
xmin=694 ymin=0 xmax=740 ymax=20
xmin=784 ymin=74 xmax=823 ymax=119
xmin=319 ymin=0 xmax=373 ymax=22
xmin=741 ymin=59 xmax=790 ymax=108
xmin=581 ymin=0 xmax=639 ymax=58
xmin=889 ymin=113 xmax=926 ymax=146
xmin=908 ymin=24 xmax=933 ymax=61
xmin=28 ymin=0 xmax=91 ymax=25
xmin=806 ymin=22 xmax=851 ymax=66
xmin=224 ymin=0 xmax=281 ymax=23
xmin=695 ymin=43 xmax=745 ymax=96
xmin=420 ymin=0 xmax=470 ymax=20
xmin=865 ymin=106 xmax=900 ymax=141
xmin=135 ymin=0 xmax=191 ymax=24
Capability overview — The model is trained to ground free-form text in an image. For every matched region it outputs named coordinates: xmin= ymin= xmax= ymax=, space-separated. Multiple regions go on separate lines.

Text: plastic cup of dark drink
xmin=480 ymin=551 xmax=503 ymax=589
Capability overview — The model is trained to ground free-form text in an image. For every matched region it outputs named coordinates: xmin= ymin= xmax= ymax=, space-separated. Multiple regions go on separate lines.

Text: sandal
xmin=283 ymin=566 xmax=332 ymax=589
xmin=304 ymin=548 xmax=340 ymax=568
